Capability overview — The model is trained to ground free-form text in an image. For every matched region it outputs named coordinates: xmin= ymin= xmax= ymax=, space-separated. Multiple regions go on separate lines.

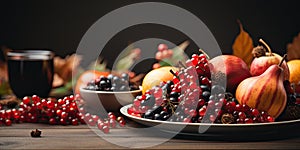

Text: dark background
xmin=0 ymin=0 xmax=299 ymax=71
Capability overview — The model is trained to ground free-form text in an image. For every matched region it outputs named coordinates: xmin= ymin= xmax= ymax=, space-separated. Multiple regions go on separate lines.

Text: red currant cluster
xmin=155 ymin=44 xmax=173 ymax=60
xmin=197 ymin=97 xmax=274 ymax=124
xmin=153 ymin=44 xmax=174 ymax=69
xmin=0 ymin=95 xmax=126 ymax=134
xmin=83 ymin=112 xmax=126 ymax=134
xmin=128 ymin=52 xmax=275 ymax=124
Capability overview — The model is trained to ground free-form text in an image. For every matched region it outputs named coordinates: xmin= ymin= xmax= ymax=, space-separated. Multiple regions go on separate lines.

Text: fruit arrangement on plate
xmin=125 ymin=41 xmax=300 ymax=125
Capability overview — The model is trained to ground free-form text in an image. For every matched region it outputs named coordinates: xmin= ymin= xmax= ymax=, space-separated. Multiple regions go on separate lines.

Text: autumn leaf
xmin=232 ymin=20 xmax=254 ymax=66
xmin=287 ymin=33 xmax=300 ymax=61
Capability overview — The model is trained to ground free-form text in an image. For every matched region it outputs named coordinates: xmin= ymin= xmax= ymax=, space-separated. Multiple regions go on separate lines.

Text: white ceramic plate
xmin=120 ymin=104 xmax=300 ymax=140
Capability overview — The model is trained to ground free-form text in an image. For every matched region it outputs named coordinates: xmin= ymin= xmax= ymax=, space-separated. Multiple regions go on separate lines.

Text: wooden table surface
xmin=1 ymin=119 xmax=300 ymax=149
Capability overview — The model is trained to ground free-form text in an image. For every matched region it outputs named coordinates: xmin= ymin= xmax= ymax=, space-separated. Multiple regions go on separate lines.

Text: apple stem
xmin=169 ymin=69 xmax=179 ymax=79
xmin=199 ymin=49 xmax=210 ymax=59
xmin=279 ymin=54 xmax=287 ymax=67
xmin=178 ymin=61 xmax=187 ymax=69
xmin=259 ymin=39 xmax=272 ymax=55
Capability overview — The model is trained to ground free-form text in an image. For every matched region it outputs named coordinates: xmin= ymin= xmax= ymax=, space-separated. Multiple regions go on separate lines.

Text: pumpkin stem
xmin=279 ymin=54 xmax=287 ymax=67
xmin=259 ymin=39 xmax=272 ymax=55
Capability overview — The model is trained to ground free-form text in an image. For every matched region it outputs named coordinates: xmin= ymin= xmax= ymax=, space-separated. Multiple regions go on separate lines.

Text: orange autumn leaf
xmin=232 ymin=21 xmax=254 ymax=66
xmin=287 ymin=33 xmax=300 ymax=61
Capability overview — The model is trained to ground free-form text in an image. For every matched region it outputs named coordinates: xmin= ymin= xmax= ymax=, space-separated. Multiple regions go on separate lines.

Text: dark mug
xmin=7 ymin=50 xmax=54 ymax=98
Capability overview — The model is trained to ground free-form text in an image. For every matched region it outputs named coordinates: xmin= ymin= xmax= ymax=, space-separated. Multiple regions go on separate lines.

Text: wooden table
xmin=1 ymin=119 xmax=300 ymax=149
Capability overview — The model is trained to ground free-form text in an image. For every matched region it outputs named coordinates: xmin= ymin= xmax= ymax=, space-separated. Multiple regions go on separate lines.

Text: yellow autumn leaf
xmin=232 ymin=20 xmax=254 ymax=66
xmin=287 ymin=32 xmax=300 ymax=61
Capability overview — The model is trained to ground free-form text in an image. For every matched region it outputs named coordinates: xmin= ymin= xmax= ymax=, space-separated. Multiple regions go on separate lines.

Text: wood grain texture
xmin=1 ymin=123 xmax=300 ymax=149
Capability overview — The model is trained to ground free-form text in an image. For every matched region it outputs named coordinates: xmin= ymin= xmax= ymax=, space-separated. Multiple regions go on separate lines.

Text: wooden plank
xmin=1 ymin=123 xmax=300 ymax=149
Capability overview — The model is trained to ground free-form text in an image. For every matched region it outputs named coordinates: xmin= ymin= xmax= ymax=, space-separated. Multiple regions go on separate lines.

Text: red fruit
xmin=198 ymin=106 xmax=206 ymax=116
xmin=56 ymin=109 xmax=62 ymax=116
xmin=158 ymin=44 xmax=168 ymax=52
xmin=251 ymin=108 xmax=260 ymax=117
xmin=250 ymin=39 xmax=290 ymax=80
xmin=267 ymin=116 xmax=274 ymax=122
xmin=225 ymin=101 xmax=236 ymax=113
xmin=49 ymin=118 xmax=56 ymax=125
xmin=71 ymin=118 xmax=79 ymax=125
xmin=97 ymin=122 xmax=104 ymax=130
xmin=183 ymin=117 xmax=191 ymax=123
xmin=236 ymin=64 xmax=287 ymax=118
xmin=88 ymin=118 xmax=96 ymax=126
xmin=209 ymin=55 xmax=251 ymax=94
xmin=32 ymin=95 xmax=40 ymax=103
xmin=60 ymin=112 xmax=68 ymax=119
xmin=91 ymin=115 xmax=99 ymax=122
xmin=201 ymin=77 xmax=210 ymax=85
xmin=118 ymin=120 xmax=126 ymax=127
xmin=108 ymin=113 xmax=116 ymax=120
xmin=60 ymin=118 xmax=67 ymax=125
xmin=236 ymin=118 xmax=244 ymax=124
xmin=5 ymin=119 xmax=12 ymax=126
xmin=238 ymin=112 xmax=246 ymax=120
xmin=23 ymin=96 xmax=31 ymax=105
xmin=245 ymin=118 xmax=253 ymax=124
xmin=209 ymin=115 xmax=216 ymax=122
xmin=197 ymin=99 xmax=206 ymax=108
xmin=109 ymin=119 xmax=117 ymax=128
xmin=102 ymin=126 xmax=110 ymax=134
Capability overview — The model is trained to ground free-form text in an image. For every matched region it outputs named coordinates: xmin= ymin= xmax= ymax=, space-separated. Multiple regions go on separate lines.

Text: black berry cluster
xmin=84 ymin=73 xmax=139 ymax=91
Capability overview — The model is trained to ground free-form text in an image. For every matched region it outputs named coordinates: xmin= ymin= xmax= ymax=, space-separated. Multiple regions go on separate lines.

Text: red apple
xmin=250 ymin=53 xmax=289 ymax=80
xmin=250 ymin=39 xmax=290 ymax=80
xmin=209 ymin=55 xmax=251 ymax=94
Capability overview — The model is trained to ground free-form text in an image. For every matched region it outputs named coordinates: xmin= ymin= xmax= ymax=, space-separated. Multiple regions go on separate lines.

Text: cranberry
xmin=238 ymin=112 xmax=246 ymax=120
xmin=251 ymin=108 xmax=260 ymax=117
xmin=32 ymin=95 xmax=40 ymax=103
xmin=91 ymin=115 xmax=99 ymax=122
xmin=60 ymin=112 xmax=68 ymax=119
xmin=183 ymin=117 xmax=191 ymax=123
xmin=235 ymin=104 xmax=243 ymax=112
xmin=49 ymin=118 xmax=56 ymax=125
xmin=158 ymin=44 xmax=168 ymax=52
xmin=5 ymin=119 xmax=12 ymax=126
xmin=56 ymin=109 xmax=62 ymax=116
xmin=88 ymin=118 xmax=96 ymax=126
xmin=102 ymin=126 xmax=110 ymax=134
xmin=267 ymin=116 xmax=274 ymax=122
xmin=23 ymin=96 xmax=31 ymax=105
xmin=209 ymin=115 xmax=216 ymax=122
xmin=71 ymin=118 xmax=79 ymax=125
xmin=60 ymin=118 xmax=67 ymax=125
xmin=97 ymin=122 xmax=104 ymax=130
xmin=109 ymin=119 xmax=117 ymax=128
xmin=244 ymin=118 xmax=253 ymax=124
xmin=198 ymin=106 xmax=206 ymax=116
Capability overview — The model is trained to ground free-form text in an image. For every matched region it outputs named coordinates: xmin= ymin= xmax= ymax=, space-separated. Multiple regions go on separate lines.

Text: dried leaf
xmin=232 ymin=21 xmax=254 ymax=66
xmin=54 ymin=54 xmax=82 ymax=82
xmin=287 ymin=33 xmax=300 ymax=60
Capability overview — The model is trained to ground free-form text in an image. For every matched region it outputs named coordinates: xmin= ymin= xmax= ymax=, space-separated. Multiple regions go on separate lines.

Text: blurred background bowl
xmin=80 ymin=88 xmax=142 ymax=114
